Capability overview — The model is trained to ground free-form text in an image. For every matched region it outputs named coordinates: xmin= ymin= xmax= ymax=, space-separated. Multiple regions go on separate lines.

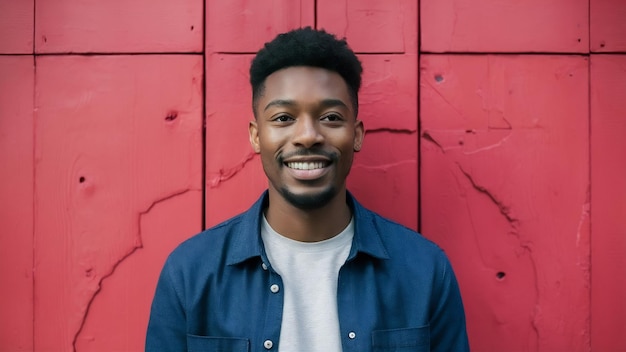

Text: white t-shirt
xmin=261 ymin=216 xmax=354 ymax=352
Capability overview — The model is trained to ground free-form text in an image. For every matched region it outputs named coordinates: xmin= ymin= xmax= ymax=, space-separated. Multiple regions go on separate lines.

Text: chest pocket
xmin=372 ymin=326 xmax=430 ymax=352
xmin=186 ymin=335 xmax=249 ymax=352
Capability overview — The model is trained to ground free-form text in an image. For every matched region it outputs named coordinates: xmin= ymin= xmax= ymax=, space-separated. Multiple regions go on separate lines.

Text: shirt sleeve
xmin=145 ymin=258 xmax=187 ymax=351
xmin=430 ymin=251 xmax=470 ymax=351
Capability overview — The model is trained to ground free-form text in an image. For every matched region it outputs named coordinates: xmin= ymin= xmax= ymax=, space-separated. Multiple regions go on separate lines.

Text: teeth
xmin=287 ymin=162 xmax=326 ymax=170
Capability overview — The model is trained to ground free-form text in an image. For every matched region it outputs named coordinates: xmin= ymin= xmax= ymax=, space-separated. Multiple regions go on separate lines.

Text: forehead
xmin=260 ymin=66 xmax=352 ymax=105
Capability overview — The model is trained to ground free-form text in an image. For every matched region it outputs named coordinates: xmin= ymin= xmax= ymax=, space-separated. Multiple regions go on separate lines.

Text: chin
xmin=279 ymin=185 xmax=338 ymax=210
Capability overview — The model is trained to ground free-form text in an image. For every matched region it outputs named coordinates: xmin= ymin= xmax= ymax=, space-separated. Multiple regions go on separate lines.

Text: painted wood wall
xmin=0 ymin=0 xmax=624 ymax=351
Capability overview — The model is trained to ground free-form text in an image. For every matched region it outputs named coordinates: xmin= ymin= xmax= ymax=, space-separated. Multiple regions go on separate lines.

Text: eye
xmin=272 ymin=114 xmax=294 ymax=122
xmin=322 ymin=113 xmax=343 ymax=122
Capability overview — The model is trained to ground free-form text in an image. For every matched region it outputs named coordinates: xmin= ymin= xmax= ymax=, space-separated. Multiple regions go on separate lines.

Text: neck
xmin=265 ymin=189 xmax=352 ymax=242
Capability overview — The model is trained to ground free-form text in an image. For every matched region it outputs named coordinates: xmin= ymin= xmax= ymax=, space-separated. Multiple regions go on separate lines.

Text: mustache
xmin=278 ymin=149 xmax=338 ymax=164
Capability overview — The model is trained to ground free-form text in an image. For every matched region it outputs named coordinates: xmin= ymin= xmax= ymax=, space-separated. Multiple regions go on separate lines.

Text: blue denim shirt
xmin=146 ymin=192 xmax=469 ymax=351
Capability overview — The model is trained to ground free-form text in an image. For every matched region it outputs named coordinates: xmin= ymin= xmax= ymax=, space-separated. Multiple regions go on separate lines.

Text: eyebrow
xmin=263 ymin=98 xmax=349 ymax=112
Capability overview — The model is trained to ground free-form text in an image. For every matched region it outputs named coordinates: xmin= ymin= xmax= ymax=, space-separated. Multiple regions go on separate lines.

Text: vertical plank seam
xmin=313 ymin=0 xmax=318 ymax=29
xmin=587 ymin=0 xmax=593 ymax=351
xmin=31 ymin=0 xmax=37 ymax=349
xmin=417 ymin=0 xmax=422 ymax=233
xmin=201 ymin=0 xmax=207 ymax=231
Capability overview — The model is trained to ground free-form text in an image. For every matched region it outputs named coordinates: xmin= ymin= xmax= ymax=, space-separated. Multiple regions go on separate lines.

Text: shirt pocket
xmin=186 ymin=334 xmax=250 ymax=352
xmin=371 ymin=326 xmax=430 ymax=352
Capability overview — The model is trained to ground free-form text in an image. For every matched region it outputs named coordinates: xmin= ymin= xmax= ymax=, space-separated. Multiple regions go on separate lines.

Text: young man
xmin=146 ymin=27 xmax=469 ymax=351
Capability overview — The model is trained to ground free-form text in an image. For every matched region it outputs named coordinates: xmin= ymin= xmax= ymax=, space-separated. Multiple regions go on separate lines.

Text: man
xmin=146 ymin=27 xmax=469 ymax=351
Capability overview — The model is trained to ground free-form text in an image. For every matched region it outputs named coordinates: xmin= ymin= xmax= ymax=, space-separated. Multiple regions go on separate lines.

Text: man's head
xmin=248 ymin=28 xmax=364 ymax=210
xmin=250 ymin=27 xmax=363 ymax=118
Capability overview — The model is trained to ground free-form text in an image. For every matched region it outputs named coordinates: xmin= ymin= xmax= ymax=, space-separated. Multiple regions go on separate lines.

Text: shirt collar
xmin=226 ymin=190 xmax=389 ymax=266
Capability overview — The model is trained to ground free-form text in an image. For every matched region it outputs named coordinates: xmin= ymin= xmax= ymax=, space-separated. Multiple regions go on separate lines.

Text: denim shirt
xmin=146 ymin=192 xmax=469 ymax=352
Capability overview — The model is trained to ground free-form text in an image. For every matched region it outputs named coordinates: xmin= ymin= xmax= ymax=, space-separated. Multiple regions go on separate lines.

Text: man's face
xmin=249 ymin=66 xmax=364 ymax=209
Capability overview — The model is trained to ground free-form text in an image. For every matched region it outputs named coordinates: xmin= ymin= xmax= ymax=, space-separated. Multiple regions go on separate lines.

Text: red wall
xmin=1 ymin=0 xmax=624 ymax=351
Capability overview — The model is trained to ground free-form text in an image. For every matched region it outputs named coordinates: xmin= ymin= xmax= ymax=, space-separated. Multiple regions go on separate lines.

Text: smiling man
xmin=146 ymin=27 xmax=469 ymax=352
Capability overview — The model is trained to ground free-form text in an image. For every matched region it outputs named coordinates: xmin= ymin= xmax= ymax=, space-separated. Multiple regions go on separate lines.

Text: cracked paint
xmin=73 ymin=189 xmax=200 ymax=351
xmin=457 ymin=164 xmax=518 ymax=225
xmin=34 ymin=55 xmax=203 ymax=351
xmin=421 ymin=54 xmax=590 ymax=351
xmin=207 ymin=152 xmax=257 ymax=188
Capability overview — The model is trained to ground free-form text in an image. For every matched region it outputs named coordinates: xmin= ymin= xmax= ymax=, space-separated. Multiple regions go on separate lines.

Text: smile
xmin=286 ymin=161 xmax=328 ymax=170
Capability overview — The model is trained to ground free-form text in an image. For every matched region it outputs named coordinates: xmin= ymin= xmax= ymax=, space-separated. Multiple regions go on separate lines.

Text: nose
xmin=292 ymin=117 xmax=324 ymax=148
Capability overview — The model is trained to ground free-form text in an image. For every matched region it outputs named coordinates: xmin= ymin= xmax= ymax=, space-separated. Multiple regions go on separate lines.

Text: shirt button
xmin=261 ymin=263 xmax=268 ymax=270
xmin=348 ymin=331 xmax=356 ymax=339
xmin=270 ymin=284 xmax=280 ymax=293
xmin=264 ymin=339 xmax=273 ymax=349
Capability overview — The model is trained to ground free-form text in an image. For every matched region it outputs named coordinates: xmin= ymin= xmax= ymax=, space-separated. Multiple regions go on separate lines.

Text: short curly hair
xmin=250 ymin=27 xmax=363 ymax=117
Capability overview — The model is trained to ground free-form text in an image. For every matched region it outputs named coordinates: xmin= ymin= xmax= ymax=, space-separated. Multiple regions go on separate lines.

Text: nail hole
xmin=165 ymin=112 xmax=178 ymax=121
xmin=600 ymin=42 xmax=606 ymax=48
xmin=79 ymin=176 xmax=86 ymax=183
xmin=434 ymin=74 xmax=444 ymax=83
xmin=42 ymin=35 xmax=47 ymax=43
xmin=577 ymin=38 xmax=581 ymax=43
xmin=190 ymin=25 xmax=194 ymax=31
xmin=496 ymin=272 xmax=506 ymax=280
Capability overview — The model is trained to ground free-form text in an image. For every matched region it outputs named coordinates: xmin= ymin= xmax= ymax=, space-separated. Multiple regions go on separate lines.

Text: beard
xmin=278 ymin=184 xmax=338 ymax=210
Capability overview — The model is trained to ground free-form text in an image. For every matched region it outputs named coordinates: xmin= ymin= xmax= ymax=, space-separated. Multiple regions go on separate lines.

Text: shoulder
xmin=162 ymin=212 xmax=249 ymax=276
xmin=365 ymin=205 xmax=443 ymax=250
xmin=357 ymin=204 xmax=450 ymax=269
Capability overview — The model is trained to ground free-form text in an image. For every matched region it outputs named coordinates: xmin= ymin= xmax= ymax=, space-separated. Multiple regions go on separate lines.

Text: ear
xmin=249 ymin=120 xmax=261 ymax=153
xmin=353 ymin=119 xmax=364 ymax=152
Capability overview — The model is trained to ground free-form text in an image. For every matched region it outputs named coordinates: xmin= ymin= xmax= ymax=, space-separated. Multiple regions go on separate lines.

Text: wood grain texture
xmin=35 ymin=0 xmax=202 ymax=53
xmin=0 ymin=0 xmax=33 ymax=54
xmin=317 ymin=0 xmax=418 ymax=54
xmin=0 ymin=56 xmax=34 ymax=351
xmin=205 ymin=0 xmax=315 ymax=53
xmin=420 ymin=54 xmax=590 ymax=351
xmin=421 ymin=0 xmax=588 ymax=53
xmin=590 ymin=0 xmax=626 ymax=52
xmin=590 ymin=55 xmax=626 ymax=352
xmin=34 ymin=55 xmax=203 ymax=351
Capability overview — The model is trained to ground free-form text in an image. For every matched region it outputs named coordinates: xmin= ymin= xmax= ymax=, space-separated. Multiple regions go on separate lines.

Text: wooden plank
xmin=205 ymin=0 xmax=315 ymax=53
xmin=350 ymin=54 xmax=418 ymax=230
xmin=0 ymin=56 xmax=34 ymax=351
xmin=35 ymin=0 xmax=202 ymax=53
xmin=317 ymin=0 xmax=418 ymax=54
xmin=0 ymin=0 xmax=33 ymax=53
xmin=590 ymin=54 xmax=626 ymax=352
xmin=34 ymin=55 xmax=203 ymax=350
xmin=590 ymin=0 xmax=626 ymax=52
xmin=421 ymin=0 xmax=588 ymax=53
xmin=205 ymin=54 xmax=267 ymax=227
xmin=420 ymin=54 xmax=590 ymax=351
